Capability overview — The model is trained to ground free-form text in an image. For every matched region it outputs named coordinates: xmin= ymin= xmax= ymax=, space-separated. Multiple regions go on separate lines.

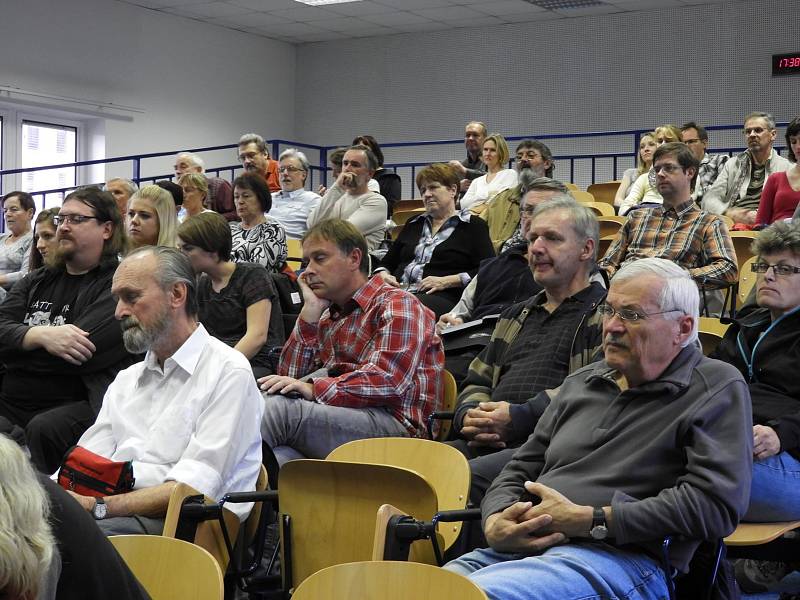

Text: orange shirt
xmin=266 ymin=159 xmax=280 ymax=192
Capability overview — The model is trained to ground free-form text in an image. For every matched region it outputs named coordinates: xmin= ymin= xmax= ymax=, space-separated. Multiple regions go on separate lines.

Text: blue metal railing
xmin=0 ymin=122 xmax=790 ymax=211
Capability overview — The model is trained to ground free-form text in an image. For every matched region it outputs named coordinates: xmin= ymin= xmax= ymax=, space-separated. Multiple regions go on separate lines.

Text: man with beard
xmin=0 ymin=187 xmax=135 ymax=473
xmin=238 ymin=132 xmax=281 ymax=192
xmin=703 ymin=112 xmax=791 ymax=225
xmin=65 ymin=246 xmax=263 ymax=535
xmin=480 ymin=140 xmax=555 ymax=251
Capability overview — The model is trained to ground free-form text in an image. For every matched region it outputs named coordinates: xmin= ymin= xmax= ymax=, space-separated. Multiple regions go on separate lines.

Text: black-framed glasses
xmin=598 ymin=303 xmax=684 ymax=322
xmin=53 ymin=214 xmax=101 ymax=226
xmin=751 ymin=262 xmax=800 ymax=276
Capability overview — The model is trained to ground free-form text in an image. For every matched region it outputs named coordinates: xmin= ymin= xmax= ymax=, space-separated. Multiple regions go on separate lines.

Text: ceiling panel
xmin=117 ymin=0 xmax=739 ymax=45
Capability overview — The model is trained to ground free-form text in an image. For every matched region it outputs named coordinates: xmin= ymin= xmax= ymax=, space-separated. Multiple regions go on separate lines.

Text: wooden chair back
xmin=392 ymin=207 xmax=426 ymax=226
xmin=328 ymin=437 xmax=470 ymax=552
xmin=697 ymin=317 xmax=730 ymax=356
xmin=582 ymin=201 xmax=615 ymax=217
xmin=587 ymin=181 xmax=621 ymax=205
xmin=597 ymin=236 xmax=615 ymax=261
xmin=597 ymin=215 xmax=626 ymax=238
xmin=286 ymin=238 xmax=303 ymax=271
xmin=277 ymin=459 xmax=439 ymax=589
xmin=565 ymin=182 xmax=580 ymax=192
xmin=737 ymin=256 xmax=758 ymax=308
xmin=570 ymin=190 xmax=595 ymax=204
xmin=110 ymin=535 xmax=223 ymax=600
xmin=730 ymin=231 xmax=758 ymax=272
xmin=435 ymin=369 xmax=458 ymax=441
xmin=725 ymin=521 xmax=800 ymax=546
xmin=291 ymin=560 xmax=488 ymax=600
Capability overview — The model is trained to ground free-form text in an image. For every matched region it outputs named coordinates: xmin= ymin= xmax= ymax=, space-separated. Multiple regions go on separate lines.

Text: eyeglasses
xmin=751 ymin=262 xmax=800 ymax=276
xmin=278 ymin=166 xmax=305 ymax=173
xmin=516 ymin=151 xmax=542 ymax=161
xmin=53 ymin=214 xmax=101 ymax=226
xmin=598 ymin=303 xmax=683 ymax=322
xmin=520 ymin=205 xmax=536 ymax=217
xmin=653 ymin=164 xmax=682 ymax=175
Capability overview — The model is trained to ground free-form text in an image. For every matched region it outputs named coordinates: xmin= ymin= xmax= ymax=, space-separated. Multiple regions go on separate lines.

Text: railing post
xmin=132 ymin=158 xmax=141 ymax=185
xmin=320 ymin=147 xmax=328 ymax=188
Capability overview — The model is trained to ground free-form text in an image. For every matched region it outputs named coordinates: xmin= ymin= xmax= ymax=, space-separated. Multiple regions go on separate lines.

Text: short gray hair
xmin=753 ymin=220 xmax=800 ymax=257
xmin=126 ymin=246 xmax=198 ymax=316
xmin=521 ymin=176 xmax=569 ymax=196
xmin=238 ymin=132 xmax=269 ymax=156
xmin=105 ymin=178 xmax=138 ymax=196
xmin=531 ymin=197 xmax=599 ymax=262
xmin=279 ymin=148 xmax=310 ymax=172
xmin=744 ymin=111 xmax=776 ymax=131
xmin=613 ymin=258 xmax=699 ymax=347
xmin=0 ymin=435 xmax=54 ymax=600
xmin=176 ymin=151 xmax=205 ymax=171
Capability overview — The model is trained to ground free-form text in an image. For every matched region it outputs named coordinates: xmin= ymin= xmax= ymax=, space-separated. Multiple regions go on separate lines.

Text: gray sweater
xmin=482 ymin=345 xmax=753 ymax=572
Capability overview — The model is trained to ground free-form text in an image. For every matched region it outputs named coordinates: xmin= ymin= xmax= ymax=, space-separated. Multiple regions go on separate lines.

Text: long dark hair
xmin=29 ymin=208 xmax=59 ymax=271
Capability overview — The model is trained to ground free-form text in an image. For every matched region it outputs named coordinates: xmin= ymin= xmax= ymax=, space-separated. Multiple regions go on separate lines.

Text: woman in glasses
xmin=0 ymin=191 xmax=35 ymax=295
xmin=375 ymin=163 xmax=494 ymax=318
xmin=125 ymin=185 xmax=178 ymax=251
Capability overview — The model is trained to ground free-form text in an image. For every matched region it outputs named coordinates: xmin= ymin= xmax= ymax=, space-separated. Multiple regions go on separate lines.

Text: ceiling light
xmin=293 ymin=0 xmax=362 ymax=5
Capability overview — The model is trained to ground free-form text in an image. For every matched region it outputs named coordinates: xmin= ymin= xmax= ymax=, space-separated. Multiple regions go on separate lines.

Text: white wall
xmin=0 ymin=0 xmax=295 ymax=183
xmin=294 ymin=0 xmax=799 ymax=190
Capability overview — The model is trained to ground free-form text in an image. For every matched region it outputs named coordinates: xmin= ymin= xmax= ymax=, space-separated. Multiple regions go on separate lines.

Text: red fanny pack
xmin=57 ymin=446 xmax=135 ymax=497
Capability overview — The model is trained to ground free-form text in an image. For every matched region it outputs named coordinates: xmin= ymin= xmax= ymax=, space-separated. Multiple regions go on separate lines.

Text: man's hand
xmin=317 ymin=184 xmax=328 ymax=196
xmin=485 ymin=502 xmax=567 ymax=554
xmin=336 ymin=172 xmax=358 ymax=190
xmin=297 ymin=272 xmax=331 ymax=324
xmin=418 ymin=275 xmax=458 ymax=294
xmin=436 ymin=313 xmax=463 ymax=334
xmin=66 ymin=490 xmax=96 ymax=512
xmin=459 ymin=178 xmax=471 ymax=192
xmin=34 ymin=324 xmax=96 ymax=365
xmin=753 ymin=424 xmax=781 ymax=460
xmin=257 ymin=375 xmax=314 ymax=400
xmin=460 ymin=401 xmax=513 ymax=448
xmin=377 ymin=271 xmax=401 ymax=288
xmin=448 ymin=160 xmax=467 ymax=178
xmin=521 ymin=482 xmax=594 ymax=539
xmin=726 ymin=207 xmax=757 ymax=225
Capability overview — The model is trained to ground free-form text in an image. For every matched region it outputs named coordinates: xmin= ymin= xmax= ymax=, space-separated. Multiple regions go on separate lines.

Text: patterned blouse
xmin=229 ymin=218 xmax=287 ymax=272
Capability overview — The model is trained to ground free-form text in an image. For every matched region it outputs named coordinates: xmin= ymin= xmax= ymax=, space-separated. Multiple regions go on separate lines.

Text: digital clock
xmin=773 ymin=53 xmax=800 ymax=76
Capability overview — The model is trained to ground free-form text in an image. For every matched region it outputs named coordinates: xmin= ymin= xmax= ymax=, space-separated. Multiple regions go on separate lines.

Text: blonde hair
xmin=177 ymin=172 xmax=209 ymax=195
xmin=0 ymin=435 xmax=54 ymax=600
xmin=128 ymin=184 xmax=178 ymax=249
xmin=483 ymin=133 xmax=510 ymax=169
xmin=638 ymin=132 xmax=656 ymax=175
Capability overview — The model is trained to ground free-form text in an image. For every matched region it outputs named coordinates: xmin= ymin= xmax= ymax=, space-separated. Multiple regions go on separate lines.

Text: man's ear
xmin=581 ymin=237 xmax=596 ymax=262
xmin=169 ymin=281 xmax=188 ymax=309
xmin=348 ymin=247 xmax=364 ymax=273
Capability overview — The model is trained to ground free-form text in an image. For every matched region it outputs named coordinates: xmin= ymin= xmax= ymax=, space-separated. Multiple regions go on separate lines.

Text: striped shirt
xmin=279 ymin=275 xmax=444 ymax=435
xmin=598 ymin=200 xmax=738 ymax=282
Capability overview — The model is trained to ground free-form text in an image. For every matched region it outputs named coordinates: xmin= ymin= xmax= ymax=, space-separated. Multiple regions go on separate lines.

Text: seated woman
xmin=230 ymin=172 xmax=288 ymax=271
xmin=177 ymin=173 xmax=212 ymax=221
xmin=0 ymin=191 xmax=35 ymax=296
xmin=614 ymin=132 xmax=656 ymax=209
xmin=125 ymin=184 xmax=177 ymax=250
xmin=459 ymin=134 xmax=517 ymax=212
xmin=377 ymin=163 xmax=495 ymax=318
xmin=618 ymin=124 xmax=682 ymax=216
xmin=353 ymin=135 xmax=402 ymax=216
xmin=26 ymin=208 xmax=60 ymax=272
xmin=758 ymin=116 xmax=800 ymax=226
xmin=177 ymin=212 xmax=283 ymax=378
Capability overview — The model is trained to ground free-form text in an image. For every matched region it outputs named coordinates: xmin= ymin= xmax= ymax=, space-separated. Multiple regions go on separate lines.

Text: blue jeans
xmin=745 ymin=451 xmax=800 ymax=522
xmin=444 ymin=543 xmax=669 ymax=600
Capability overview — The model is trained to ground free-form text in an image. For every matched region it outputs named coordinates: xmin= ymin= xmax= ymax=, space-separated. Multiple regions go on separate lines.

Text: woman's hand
xmin=417 ymin=274 xmax=459 ymax=294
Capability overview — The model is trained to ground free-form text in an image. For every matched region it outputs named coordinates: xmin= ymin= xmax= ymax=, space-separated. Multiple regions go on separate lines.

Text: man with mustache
xmin=0 ymin=187 xmax=134 ymax=473
xmin=448 ymin=198 xmax=605 ymax=521
xmin=446 ymin=257 xmax=752 ymax=600
xmin=238 ymin=132 xmax=281 ymax=192
xmin=480 ymin=140 xmax=555 ymax=251
xmin=703 ymin=112 xmax=790 ymax=225
xmin=65 ymin=246 xmax=263 ymax=534
xmin=258 ymin=218 xmax=443 ymax=465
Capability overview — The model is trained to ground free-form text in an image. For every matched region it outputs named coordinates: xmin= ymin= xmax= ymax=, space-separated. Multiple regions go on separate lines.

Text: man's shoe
xmin=734 ymin=559 xmax=791 ymax=593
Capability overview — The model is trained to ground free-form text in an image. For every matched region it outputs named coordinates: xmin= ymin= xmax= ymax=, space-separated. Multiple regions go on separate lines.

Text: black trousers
xmin=0 ymin=397 xmax=96 ymax=473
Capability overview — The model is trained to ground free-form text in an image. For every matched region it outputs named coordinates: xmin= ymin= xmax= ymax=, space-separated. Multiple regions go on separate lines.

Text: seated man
xmin=238 ymin=133 xmax=280 ymax=192
xmin=270 ymin=148 xmax=321 ymax=239
xmin=445 ymin=258 xmax=752 ymax=599
xmin=599 ymin=142 xmax=738 ymax=288
xmin=479 ymin=141 xmax=555 ymax=251
xmin=103 ymin=178 xmax=138 ymax=219
xmin=174 ymin=151 xmax=236 ymax=221
xmin=65 ymin=247 xmax=263 ymax=535
xmin=450 ymin=198 xmax=604 ymax=504
xmin=449 ymin=120 xmax=488 ymax=193
xmin=259 ymin=219 xmax=443 ymax=464
xmin=679 ymin=121 xmax=728 ymax=203
xmin=0 ymin=187 xmax=135 ymax=473
xmin=307 ymin=145 xmax=387 ymax=253
xmin=703 ymin=112 xmax=791 ymax=225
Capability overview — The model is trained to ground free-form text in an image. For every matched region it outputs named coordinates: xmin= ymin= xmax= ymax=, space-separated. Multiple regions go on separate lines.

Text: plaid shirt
xmin=279 ymin=275 xmax=444 ymax=435
xmin=692 ymin=153 xmax=729 ymax=202
xmin=598 ymin=200 xmax=738 ymax=282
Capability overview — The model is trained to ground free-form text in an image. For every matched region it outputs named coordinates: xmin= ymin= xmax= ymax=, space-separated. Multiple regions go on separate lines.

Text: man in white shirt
xmin=65 ymin=246 xmax=263 ymax=535
xmin=307 ymin=145 xmax=387 ymax=252
xmin=270 ymin=148 xmax=321 ymax=239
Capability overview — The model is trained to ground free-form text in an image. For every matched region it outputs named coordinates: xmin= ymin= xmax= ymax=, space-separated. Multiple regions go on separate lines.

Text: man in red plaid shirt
xmin=258 ymin=219 xmax=444 ymax=465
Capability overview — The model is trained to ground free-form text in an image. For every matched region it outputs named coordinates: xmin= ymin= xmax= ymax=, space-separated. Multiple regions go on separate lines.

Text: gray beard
xmin=121 ymin=310 xmax=171 ymax=354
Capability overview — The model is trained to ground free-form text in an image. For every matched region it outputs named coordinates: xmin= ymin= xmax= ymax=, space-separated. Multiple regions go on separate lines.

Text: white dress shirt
xmin=77 ymin=324 xmax=264 ymax=520
xmin=270 ymin=188 xmax=322 ymax=239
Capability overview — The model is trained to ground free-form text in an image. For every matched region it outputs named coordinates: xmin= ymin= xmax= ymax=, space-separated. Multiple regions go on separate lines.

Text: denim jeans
xmin=745 ymin=450 xmax=800 ymax=522
xmin=260 ymin=393 xmax=409 ymax=465
xmin=444 ymin=543 xmax=669 ymax=600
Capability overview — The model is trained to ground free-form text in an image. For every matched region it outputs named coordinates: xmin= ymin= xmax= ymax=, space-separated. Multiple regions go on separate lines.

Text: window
xmin=21 ymin=120 xmax=77 ymax=205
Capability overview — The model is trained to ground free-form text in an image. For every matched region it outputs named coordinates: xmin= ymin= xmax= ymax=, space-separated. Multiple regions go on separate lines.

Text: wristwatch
xmin=92 ymin=497 xmax=108 ymax=520
xmin=589 ymin=507 xmax=608 ymax=540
